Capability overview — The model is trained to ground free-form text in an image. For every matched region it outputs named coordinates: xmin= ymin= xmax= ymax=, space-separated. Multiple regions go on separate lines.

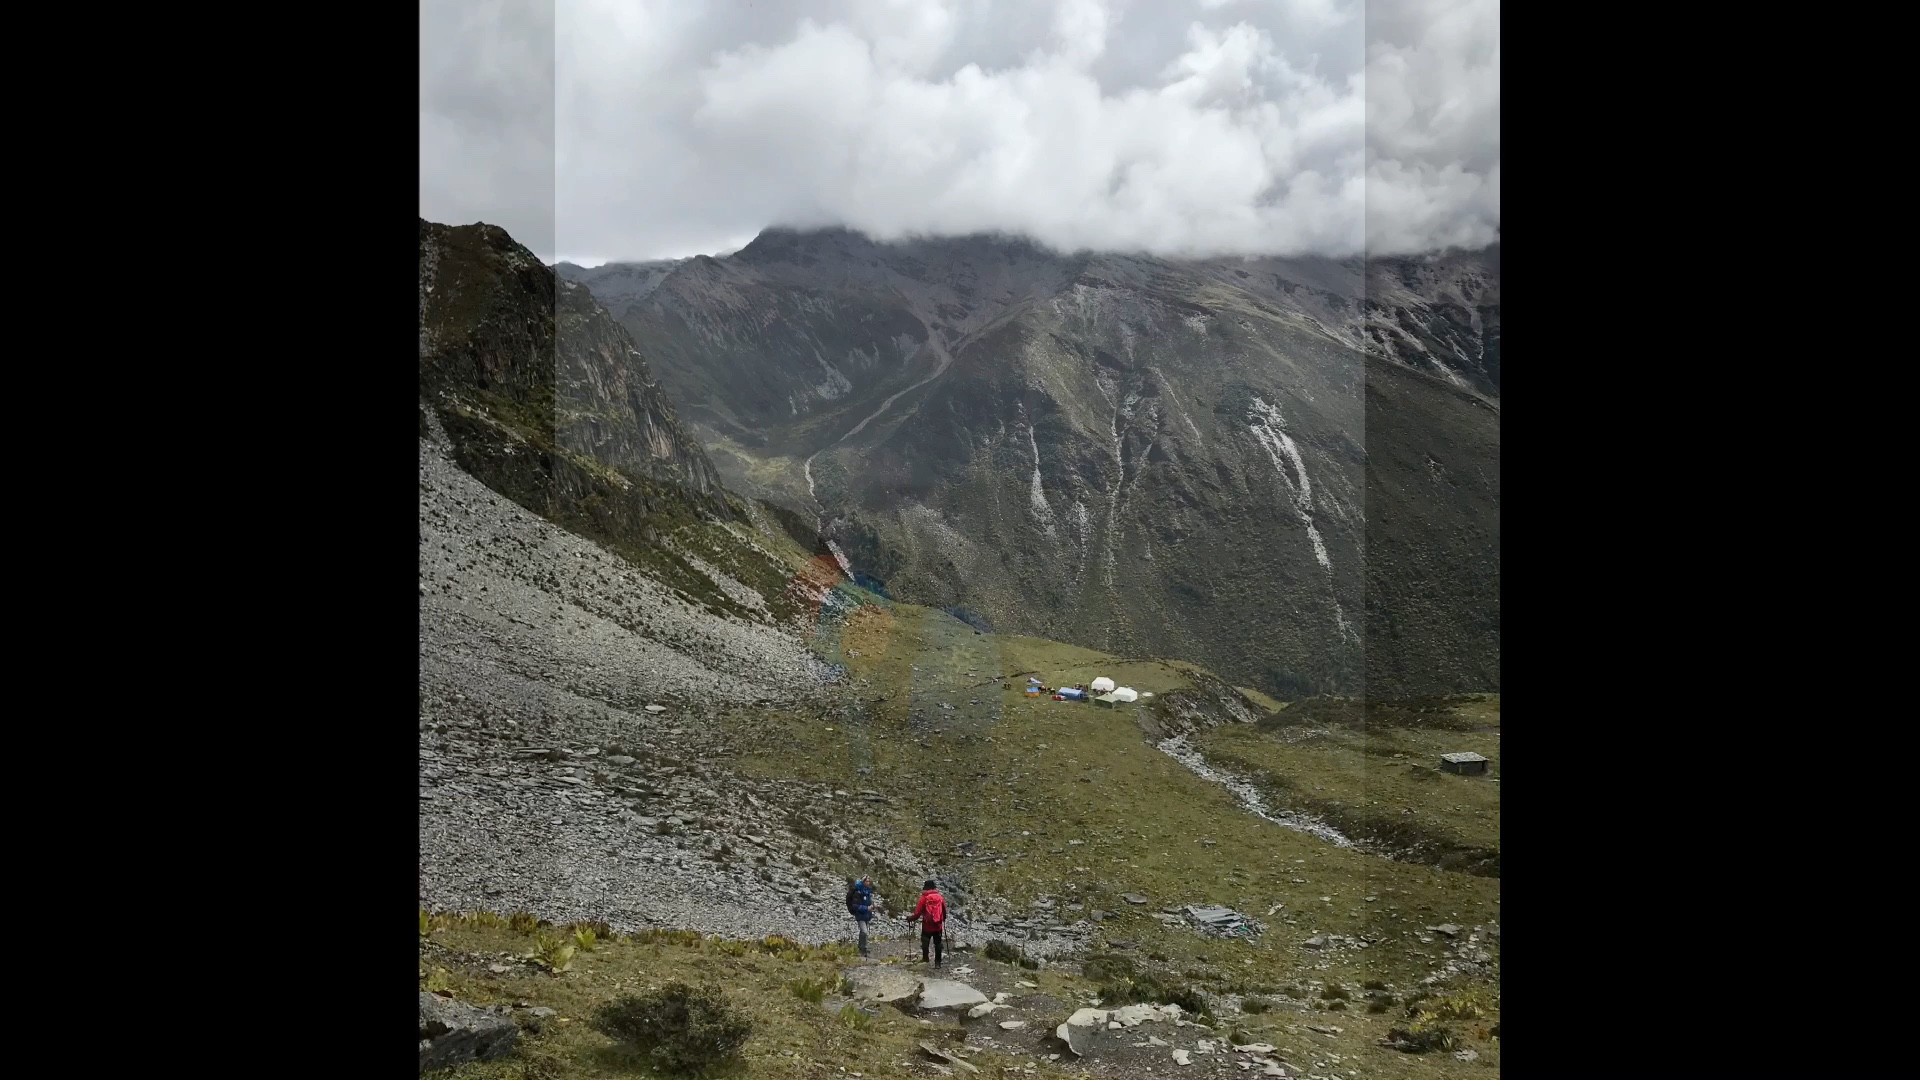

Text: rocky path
xmin=836 ymin=940 xmax=1308 ymax=1079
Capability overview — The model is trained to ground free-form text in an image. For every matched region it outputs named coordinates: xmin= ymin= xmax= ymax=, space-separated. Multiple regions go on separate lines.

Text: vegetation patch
xmin=592 ymin=983 xmax=753 ymax=1076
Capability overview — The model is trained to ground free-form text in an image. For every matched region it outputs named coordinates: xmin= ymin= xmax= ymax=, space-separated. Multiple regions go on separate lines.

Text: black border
xmin=241 ymin=3 xmax=1767 ymax=1073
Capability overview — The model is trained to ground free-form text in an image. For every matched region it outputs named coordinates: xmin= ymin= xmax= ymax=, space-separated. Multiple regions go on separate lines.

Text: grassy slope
xmin=423 ymin=918 xmax=1499 ymax=1080
xmin=1200 ymin=699 xmax=1501 ymax=872
xmin=423 ymin=575 xmax=1499 ymax=1078
xmin=711 ymin=598 xmax=1501 ymax=1077
xmin=421 ymin=921 xmax=1073 ymax=1080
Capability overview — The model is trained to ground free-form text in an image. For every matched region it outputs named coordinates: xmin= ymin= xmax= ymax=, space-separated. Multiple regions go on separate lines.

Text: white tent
xmin=1090 ymin=676 xmax=1117 ymax=694
xmin=1112 ymin=686 xmax=1139 ymax=703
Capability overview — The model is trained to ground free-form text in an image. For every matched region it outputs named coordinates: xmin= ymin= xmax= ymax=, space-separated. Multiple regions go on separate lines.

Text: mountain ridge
xmin=559 ymin=227 xmax=1499 ymax=699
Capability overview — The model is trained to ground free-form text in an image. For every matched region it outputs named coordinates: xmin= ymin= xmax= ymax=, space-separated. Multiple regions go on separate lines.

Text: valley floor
xmin=419 ymin=434 xmax=1500 ymax=1078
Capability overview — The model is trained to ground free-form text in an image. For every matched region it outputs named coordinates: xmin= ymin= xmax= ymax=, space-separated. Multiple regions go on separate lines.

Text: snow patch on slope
xmin=1026 ymin=424 xmax=1058 ymax=537
xmin=824 ymin=539 xmax=854 ymax=579
xmin=1248 ymin=396 xmax=1329 ymax=572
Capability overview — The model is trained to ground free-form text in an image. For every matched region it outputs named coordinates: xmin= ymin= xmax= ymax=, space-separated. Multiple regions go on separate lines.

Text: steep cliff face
xmin=420 ymin=218 xmax=724 ymax=510
xmin=568 ymin=229 xmax=1498 ymax=699
xmin=419 ymin=218 xmax=848 ymax=632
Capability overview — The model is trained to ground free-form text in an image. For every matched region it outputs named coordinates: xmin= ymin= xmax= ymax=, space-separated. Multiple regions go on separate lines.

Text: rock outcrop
xmin=419 ymin=992 xmax=516 ymax=1072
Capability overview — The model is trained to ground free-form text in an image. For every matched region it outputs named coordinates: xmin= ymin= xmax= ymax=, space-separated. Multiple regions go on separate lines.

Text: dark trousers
xmin=921 ymin=927 xmax=944 ymax=965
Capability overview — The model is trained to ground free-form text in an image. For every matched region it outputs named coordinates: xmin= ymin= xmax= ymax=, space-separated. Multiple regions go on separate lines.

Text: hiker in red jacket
xmin=905 ymin=879 xmax=948 ymax=968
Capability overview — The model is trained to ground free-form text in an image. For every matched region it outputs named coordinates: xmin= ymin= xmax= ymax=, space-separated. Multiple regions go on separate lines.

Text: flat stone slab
xmin=1109 ymin=1003 xmax=1183 ymax=1026
xmin=842 ymin=964 xmax=920 ymax=1004
xmin=916 ymin=978 xmax=989 ymax=1011
xmin=919 ymin=1041 xmax=981 ymax=1074
xmin=1186 ymin=904 xmax=1259 ymax=937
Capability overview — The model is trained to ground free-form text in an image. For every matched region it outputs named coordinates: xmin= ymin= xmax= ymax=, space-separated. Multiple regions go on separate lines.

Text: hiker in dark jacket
xmin=845 ymin=876 xmax=876 ymax=956
xmin=905 ymin=879 xmax=949 ymax=968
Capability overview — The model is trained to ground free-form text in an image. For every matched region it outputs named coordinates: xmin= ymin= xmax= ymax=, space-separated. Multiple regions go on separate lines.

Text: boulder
xmin=420 ymin=992 xmax=516 ymax=1073
xmin=1054 ymin=1008 xmax=1109 ymax=1056
xmin=842 ymin=964 xmax=921 ymax=1006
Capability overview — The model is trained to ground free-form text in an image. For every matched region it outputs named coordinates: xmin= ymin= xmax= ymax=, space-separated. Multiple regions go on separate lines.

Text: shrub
xmin=1018 ymin=955 xmax=1041 ymax=970
xmin=637 ymin=928 xmax=705 ymax=948
xmin=1320 ymin=984 xmax=1349 ymax=1001
xmin=1385 ymin=1024 xmax=1458 ymax=1054
xmin=787 ymin=977 xmax=834 ymax=1004
xmin=1240 ymin=996 xmax=1272 ymax=1014
xmin=532 ymin=932 xmax=577 ymax=972
xmin=983 ymin=940 xmax=1022 ymax=964
xmin=509 ymin=911 xmax=541 ymax=934
xmin=838 ymin=1002 xmax=873 ymax=1031
xmin=1418 ymin=986 xmax=1496 ymax=1022
xmin=1361 ymin=978 xmax=1389 ymax=991
xmin=423 ymin=968 xmax=455 ymax=994
xmin=593 ymin=984 xmax=754 ymax=1076
xmin=1096 ymin=972 xmax=1207 ymax=1018
xmin=420 ymin=908 xmax=431 ymax=937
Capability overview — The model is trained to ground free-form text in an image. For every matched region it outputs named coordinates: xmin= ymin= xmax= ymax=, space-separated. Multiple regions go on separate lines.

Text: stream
xmin=805 ymin=334 xmax=954 ymax=505
xmin=1154 ymin=734 xmax=1356 ymax=848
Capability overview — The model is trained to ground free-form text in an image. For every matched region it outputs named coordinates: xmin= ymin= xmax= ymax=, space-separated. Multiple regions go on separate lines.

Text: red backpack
xmin=921 ymin=890 xmax=946 ymax=926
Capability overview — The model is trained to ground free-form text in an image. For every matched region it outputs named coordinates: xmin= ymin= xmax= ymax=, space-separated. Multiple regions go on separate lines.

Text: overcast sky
xmin=421 ymin=0 xmax=1497 ymax=265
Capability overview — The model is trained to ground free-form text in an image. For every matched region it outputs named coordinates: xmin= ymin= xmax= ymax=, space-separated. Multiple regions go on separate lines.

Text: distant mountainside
xmin=551 ymin=258 xmax=686 ymax=313
xmin=558 ymin=229 xmax=1498 ymax=699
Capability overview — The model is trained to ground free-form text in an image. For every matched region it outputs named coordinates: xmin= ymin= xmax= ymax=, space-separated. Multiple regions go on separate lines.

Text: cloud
xmin=423 ymin=0 xmax=1498 ymax=261
xmin=420 ymin=0 xmax=556 ymax=257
